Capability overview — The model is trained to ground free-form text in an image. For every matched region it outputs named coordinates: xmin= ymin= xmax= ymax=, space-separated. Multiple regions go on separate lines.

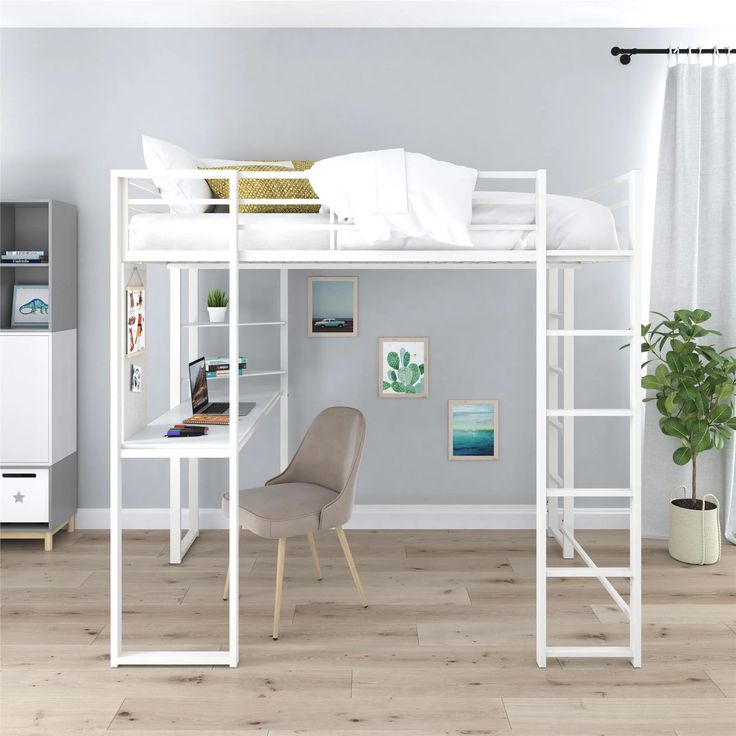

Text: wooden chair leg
xmin=273 ymin=538 xmax=287 ymax=640
xmin=222 ymin=565 xmax=230 ymax=601
xmin=335 ymin=526 xmax=367 ymax=608
xmin=307 ymin=532 xmax=322 ymax=580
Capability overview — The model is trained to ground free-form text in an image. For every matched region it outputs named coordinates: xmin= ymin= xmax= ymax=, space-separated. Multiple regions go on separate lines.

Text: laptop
xmin=188 ymin=357 xmax=254 ymax=416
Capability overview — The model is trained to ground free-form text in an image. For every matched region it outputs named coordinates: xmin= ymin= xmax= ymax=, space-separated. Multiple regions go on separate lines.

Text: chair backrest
xmin=267 ymin=407 xmax=366 ymax=528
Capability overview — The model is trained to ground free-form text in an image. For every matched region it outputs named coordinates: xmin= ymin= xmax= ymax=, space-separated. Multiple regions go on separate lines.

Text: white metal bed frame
xmin=110 ymin=167 xmax=642 ymax=669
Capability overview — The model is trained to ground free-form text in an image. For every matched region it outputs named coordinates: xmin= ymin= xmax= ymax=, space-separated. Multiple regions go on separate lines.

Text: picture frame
xmin=11 ymin=284 xmax=50 ymax=328
xmin=126 ymin=286 xmax=145 ymax=356
xmin=378 ymin=337 xmax=428 ymax=398
xmin=131 ymin=364 xmax=142 ymax=393
xmin=307 ymin=276 xmax=358 ymax=336
xmin=448 ymin=400 xmax=499 ymax=461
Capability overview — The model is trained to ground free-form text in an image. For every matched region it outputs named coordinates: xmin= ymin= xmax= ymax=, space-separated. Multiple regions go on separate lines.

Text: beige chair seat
xmin=223 ymin=483 xmax=338 ymax=539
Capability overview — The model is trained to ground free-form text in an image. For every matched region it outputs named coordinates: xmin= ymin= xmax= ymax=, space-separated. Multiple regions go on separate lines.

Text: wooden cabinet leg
xmin=44 ymin=533 xmax=53 ymax=552
xmin=67 ymin=515 xmax=75 ymax=533
xmin=223 ymin=566 xmax=230 ymax=600
xmin=307 ymin=532 xmax=322 ymax=580
xmin=336 ymin=526 xmax=367 ymax=607
xmin=273 ymin=538 xmax=286 ymax=640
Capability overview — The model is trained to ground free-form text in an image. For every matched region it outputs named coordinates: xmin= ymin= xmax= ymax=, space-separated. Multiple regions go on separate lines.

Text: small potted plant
xmin=640 ymin=308 xmax=736 ymax=564
xmin=207 ymin=288 xmax=229 ymax=323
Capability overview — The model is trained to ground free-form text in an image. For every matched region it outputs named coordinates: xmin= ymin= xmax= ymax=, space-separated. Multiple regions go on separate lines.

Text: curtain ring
xmin=713 ymin=45 xmax=719 ymax=66
xmin=687 ymin=46 xmax=692 ymax=64
xmin=673 ymin=45 xmax=680 ymax=65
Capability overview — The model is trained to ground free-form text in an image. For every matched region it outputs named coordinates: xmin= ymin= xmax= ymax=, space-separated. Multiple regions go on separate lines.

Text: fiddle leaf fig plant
xmin=640 ymin=309 xmax=736 ymax=505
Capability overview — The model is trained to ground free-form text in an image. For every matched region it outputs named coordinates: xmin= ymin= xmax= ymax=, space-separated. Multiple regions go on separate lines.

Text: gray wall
xmin=0 ymin=27 xmax=716 ymax=514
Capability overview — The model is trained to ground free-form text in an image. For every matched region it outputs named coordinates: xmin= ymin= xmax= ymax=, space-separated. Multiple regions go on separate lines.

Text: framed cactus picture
xmin=378 ymin=337 xmax=428 ymax=398
xmin=448 ymin=400 xmax=498 ymax=461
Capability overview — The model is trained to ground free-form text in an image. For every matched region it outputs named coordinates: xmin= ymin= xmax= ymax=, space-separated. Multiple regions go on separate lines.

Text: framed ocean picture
xmin=308 ymin=276 xmax=358 ymax=336
xmin=378 ymin=337 xmax=428 ymax=398
xmin=448 ymin=400 xmax=498 ymax=460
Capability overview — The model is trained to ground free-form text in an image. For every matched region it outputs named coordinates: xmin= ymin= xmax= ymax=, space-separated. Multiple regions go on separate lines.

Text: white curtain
xmin=643 ymin=57 xmax=736 ymax=542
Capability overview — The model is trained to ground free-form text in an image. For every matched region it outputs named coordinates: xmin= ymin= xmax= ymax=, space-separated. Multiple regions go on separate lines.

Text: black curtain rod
xmin=611 ymin=46 xmax=736 ymax=65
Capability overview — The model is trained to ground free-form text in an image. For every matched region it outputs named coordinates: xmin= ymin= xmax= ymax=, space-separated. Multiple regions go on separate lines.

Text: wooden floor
xmin=1 ymin=528 xmax=734 ymax=735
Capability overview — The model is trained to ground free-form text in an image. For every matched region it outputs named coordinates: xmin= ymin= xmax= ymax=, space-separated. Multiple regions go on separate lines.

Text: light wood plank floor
xmin=1 ymin=529 xmax=734 ymax=735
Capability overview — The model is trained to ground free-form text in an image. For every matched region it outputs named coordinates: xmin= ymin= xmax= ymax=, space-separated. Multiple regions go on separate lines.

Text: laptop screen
xmin=188 ymin=357 xmax=209 ymax=413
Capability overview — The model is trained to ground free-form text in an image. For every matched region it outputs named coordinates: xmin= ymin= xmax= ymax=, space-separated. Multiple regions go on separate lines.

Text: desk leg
xmin=169 ymin=458 xmax=182 ymax=564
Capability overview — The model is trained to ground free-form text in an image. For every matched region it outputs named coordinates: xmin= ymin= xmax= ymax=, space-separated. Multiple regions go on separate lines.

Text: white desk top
xmin=121 ymin=391 xmax=281 ymax=458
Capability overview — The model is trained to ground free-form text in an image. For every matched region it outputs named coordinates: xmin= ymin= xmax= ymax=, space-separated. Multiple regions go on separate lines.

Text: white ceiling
xmin=1 ymin=0 xmax=735 ymax=29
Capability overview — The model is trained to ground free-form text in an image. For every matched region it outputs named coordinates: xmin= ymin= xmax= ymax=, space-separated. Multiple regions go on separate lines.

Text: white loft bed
xmin=110 ymin=168 xmax=642 ymax=670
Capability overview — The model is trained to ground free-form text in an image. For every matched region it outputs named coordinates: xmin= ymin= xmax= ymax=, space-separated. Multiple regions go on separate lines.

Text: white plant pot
xmin=668 ymin=489 xmax=721 ymax=565
xmin=207 ymin=306 xmax=227 ymax=323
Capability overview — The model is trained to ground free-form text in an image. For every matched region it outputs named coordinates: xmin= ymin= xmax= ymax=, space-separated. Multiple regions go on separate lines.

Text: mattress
xmin=128 ymin=194 xmax=620 ymax=252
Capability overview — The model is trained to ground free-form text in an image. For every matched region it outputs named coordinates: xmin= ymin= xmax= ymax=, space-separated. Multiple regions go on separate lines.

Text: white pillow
xmin=141 ymin=135 xmax=211 ymax=214
xmin=197 ymin=158 xmax=294 ymax=169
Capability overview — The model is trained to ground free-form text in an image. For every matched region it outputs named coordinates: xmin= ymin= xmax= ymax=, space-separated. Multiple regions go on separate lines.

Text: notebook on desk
xmin=183 ymin=414 xmax=230 ymax=426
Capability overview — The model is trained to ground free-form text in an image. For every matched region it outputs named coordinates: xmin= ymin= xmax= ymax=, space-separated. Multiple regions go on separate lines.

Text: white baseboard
xmin=75 ymin=504 xmax=629 ymax=530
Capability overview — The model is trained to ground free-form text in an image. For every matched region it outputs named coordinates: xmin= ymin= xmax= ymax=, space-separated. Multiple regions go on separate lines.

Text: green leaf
xmin=691 ymin=309 xmax=712 ymax=323
xmin=401 ymin=348 xmax=410 ymax=368
xmin=716 ymin=382 xmax=734 ymax=402
xmin=642 ymin=375 xmax=662 ymax=390
xmin=382 ymin=381 xmax=391 ymax=391
xmin=419 ymin=364 xmax=425 ymax=376
xmin=397 ymin=366 xmax=412 ymax=385
xmin=390 ymin=381 xmax=405 ymax=393
xmin=655 ymin=364 xmax=669 ymax=384
xmin=660 ymin=417 xmax=688 ymax=439
xmin=389 ymin=370 xmax=397 ymax=382
xmin=673 ymin=446 xmax=692 ymax=465
xmin=664 ymin=391 xmax=678 ymax=415
xmin=711 ymin=403 xmax=732 ymax=424
xmin=387 ymin=352 xmax=400 ymax=370
xmin=692 ymin=420 xmax=712 ymax=452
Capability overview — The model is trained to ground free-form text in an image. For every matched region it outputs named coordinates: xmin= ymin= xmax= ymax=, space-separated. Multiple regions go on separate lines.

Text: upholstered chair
xmin=222 ymin=406 xmax=367 ymax=639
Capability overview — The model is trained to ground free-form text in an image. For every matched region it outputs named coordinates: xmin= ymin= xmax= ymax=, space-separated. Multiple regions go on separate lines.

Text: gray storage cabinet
xmin=0 ymin=200 xmax=77 ymax=550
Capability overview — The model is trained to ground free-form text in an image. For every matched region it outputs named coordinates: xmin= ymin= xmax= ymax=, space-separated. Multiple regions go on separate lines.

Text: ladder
xmin=536 ymin=170 xmax=642 ymax=668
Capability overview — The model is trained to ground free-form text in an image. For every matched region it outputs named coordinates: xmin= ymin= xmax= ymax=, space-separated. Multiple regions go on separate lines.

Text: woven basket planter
xmin=668 ymin=487 xmax=721 ymax=565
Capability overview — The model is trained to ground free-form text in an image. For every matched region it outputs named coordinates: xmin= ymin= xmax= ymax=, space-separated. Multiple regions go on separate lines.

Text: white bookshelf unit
xmin=0 ymin=200 xmax=78 ymax=550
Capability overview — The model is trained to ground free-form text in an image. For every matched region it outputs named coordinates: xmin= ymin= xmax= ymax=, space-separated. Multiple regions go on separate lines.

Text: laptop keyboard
xmin=206 ymin=402 xmax=229 ymax=414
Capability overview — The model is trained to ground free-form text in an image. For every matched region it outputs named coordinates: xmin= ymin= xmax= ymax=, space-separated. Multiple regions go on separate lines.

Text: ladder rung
xmin=548 ymin=311 xmax=562 ymax=318
xmin=546 ymin=488 xmax=633 ymax=498
xmin=547 ymin=329 xmax=633 ymax=337
xmin=546 ymin=646 xmax=633 ymax=659
xmin=548 ymin=365 xmax=564 ymax=374
xmin=547 ymin=409 xmax=633 ymax=417
xmin=547 ymin=567 xmax=632 ymax=578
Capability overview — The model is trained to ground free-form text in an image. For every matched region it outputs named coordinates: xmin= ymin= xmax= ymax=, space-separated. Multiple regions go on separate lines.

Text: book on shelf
xmin=2 ymin=250 xmax=48 ymax=263
xmin=205 ymin=356 xmax=247 ymax=371
xmin=206 ymin=368 xmax=247 ymax=379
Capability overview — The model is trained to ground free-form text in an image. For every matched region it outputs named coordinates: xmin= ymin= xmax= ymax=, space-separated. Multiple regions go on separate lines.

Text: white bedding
xmin=128 ymin=194 xmax=619 ymax=252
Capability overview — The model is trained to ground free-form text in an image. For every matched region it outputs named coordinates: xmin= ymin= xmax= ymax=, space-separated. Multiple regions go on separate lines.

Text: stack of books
xmin=1 ymin=250 xmax=48 ymax=264
xmin=205 ymin=355 xmax=247 ymax=378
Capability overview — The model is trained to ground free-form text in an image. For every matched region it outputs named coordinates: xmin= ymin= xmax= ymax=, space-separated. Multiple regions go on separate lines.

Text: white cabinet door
xmin=0 ymin=334 xmax=49 ymax=464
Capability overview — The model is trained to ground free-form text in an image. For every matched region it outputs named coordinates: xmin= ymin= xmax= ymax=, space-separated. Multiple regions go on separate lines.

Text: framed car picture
xmin=378 ymin=337 xmax=428 ymax=398
xmin=11 ymin=284 xmax=50 ymax=328
xmin=308 ymin=276 xmax=358 ymax=336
